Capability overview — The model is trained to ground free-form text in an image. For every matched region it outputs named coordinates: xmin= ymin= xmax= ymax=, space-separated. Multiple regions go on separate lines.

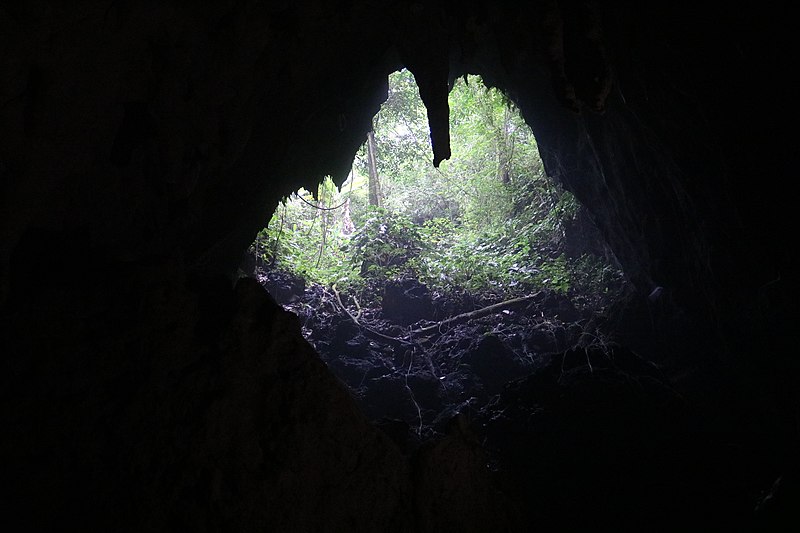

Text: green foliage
xmin=567 ymin=253 xmax=627 ymax=304
xmin=349 ymin=206 xmax=424 ymax=281
xmin=251 ymin=69 xmax=624 ymax=310
xmin=252 ymin=177 xmax=362 ymax=294
xmin=534 ymin=254 xmax=571 ymax=294
xmin=419 ymin=229 xmax=534 ymax=298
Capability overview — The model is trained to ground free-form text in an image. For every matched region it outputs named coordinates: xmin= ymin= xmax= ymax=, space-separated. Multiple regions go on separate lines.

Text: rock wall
xmin=4 ymin=270 xmax=412 ymax=531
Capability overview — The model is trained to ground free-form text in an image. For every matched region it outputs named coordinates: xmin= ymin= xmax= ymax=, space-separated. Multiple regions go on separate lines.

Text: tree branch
xmin=409 ymin=292 xmax=544 ymax=337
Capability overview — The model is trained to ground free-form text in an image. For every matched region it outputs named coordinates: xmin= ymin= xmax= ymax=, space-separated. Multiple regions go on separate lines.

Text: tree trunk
xmin=498 ymin=106 xmax=512 ymax=184
xmin=342 ymin=198 xmax=355 ymax=235
xmin=367 ymin=128 xmax=382 ymax=207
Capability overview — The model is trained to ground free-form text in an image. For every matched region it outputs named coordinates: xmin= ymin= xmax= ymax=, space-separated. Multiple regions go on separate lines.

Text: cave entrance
xmin=245 ymin=70 xmax=628 ymax=440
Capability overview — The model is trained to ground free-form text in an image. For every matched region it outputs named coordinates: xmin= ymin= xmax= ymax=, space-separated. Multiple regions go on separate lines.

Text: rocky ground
xmin=251 ymin=265 xmax=793 ymax=529
xmin=255 ymin=266 xmax=628 ymax=444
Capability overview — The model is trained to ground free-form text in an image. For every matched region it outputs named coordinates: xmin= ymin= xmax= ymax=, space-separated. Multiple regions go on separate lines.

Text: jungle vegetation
xmin=250 ymin=70 xmax=625 ymax=313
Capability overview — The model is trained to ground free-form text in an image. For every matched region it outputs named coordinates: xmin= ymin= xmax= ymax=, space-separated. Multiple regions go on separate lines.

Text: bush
xmin=350 ymin=206 xmax=424 ymax=281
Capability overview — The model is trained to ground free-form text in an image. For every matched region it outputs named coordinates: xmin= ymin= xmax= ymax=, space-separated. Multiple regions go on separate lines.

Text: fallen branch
xmin=410 ymin=291 xmax=544 ymax=337
xmin=331 ymin=284 xmax=544 ymax=347
xmin=331 ymin=284 xmax=414 ymax=346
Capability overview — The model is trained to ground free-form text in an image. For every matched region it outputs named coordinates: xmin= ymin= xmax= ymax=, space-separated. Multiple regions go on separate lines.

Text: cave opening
xmin=241 ymin=70 xmax=630 ymax=440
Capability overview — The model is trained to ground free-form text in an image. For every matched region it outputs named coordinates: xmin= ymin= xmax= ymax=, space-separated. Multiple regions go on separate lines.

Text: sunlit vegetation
xmin=250 ymin=70 xmax=624 ymax=312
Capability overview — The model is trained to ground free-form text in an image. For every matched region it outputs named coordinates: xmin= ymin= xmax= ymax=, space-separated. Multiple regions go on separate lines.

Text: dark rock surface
xmin=475 ymin=344 xmax=799 ymax=531
xmin=3 ymin=272 xmax=415 ymax=531
xmin=413 ymin=414 xmax=522 ymax=532
xmin=383 ymin=278 xmax=434 ymax=326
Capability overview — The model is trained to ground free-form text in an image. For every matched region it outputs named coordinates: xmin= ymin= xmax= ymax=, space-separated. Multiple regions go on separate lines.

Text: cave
xmin=248 ymin=70 xmax=630 ymax=446
xmin=1 ymin=2 xmax=796 ymax=532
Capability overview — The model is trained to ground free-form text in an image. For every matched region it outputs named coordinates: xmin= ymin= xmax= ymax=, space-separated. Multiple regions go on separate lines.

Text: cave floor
xmin=256 ymin=266 xmax=617 ymax=442
xmin=253 ymin=266 xmax=790 ymax=530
